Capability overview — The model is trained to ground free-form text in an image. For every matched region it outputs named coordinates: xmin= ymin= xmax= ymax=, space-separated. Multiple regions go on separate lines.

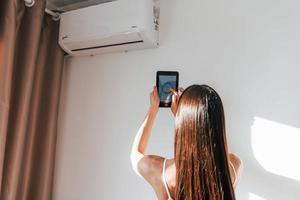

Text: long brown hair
xmin=174 ymin=85 xmax=235 ymax=200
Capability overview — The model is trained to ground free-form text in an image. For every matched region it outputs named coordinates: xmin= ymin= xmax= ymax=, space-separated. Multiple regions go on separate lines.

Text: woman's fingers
xmin=154 ymin=86 xmax=158 ymax=93
xmin=170 ymin=87 xmax=184 ymax=96
xmin=178 ymin=87 xmax=184 ymax=95
xmin=172 ymin=92 xmax=178 ymax=103
xmin=150 ymin=86 xmax=160 ymax=108
xmin=150 ymin=86 xmax=183 ymax=110
xmin=151 ymin=86 xmax=158 ymax=97
xmin=171 ymin=92 xmax=178 ymax=116
xmin=169 ymin=88 xmax=178 ymax=95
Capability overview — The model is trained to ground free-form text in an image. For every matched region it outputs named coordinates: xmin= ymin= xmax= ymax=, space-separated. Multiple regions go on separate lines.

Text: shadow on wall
xmin=246 ymin=117 xmax=300 ymax=200
xmin=229 ymin=78 xmax=300 ymax=200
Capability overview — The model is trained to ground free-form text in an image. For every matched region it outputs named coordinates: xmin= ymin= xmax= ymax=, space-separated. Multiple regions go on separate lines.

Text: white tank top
xmin=162 ymin=159 xmax=174 ymax=200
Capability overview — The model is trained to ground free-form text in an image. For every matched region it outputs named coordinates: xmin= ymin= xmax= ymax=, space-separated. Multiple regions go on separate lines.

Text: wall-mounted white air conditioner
xmin=59 ymin=0 xmax=159 ymax=56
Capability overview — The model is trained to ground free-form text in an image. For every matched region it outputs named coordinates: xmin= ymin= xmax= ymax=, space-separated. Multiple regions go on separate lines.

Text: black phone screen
xmin=156 ymin=71 xmax=179 ymax=107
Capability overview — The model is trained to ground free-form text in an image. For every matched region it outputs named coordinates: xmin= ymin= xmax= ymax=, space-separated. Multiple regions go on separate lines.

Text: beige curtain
xmin=0 ymin=0 xmax=64 ymax=199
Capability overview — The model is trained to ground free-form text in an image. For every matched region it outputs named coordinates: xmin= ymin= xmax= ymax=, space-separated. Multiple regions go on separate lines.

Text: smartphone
xmin=156 ymin=71 xmax=179 ymax=107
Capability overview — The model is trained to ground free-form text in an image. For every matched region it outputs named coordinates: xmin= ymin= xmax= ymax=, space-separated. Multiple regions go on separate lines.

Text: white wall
xmin=53 ymin=0 xmax=300 ymax=199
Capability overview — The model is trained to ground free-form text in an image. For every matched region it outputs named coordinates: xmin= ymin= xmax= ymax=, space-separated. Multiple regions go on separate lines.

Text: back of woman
xmin=130 ymin=84 xmax=242 ymax=200
xmin=174 ymin=85 xmax=235 ymax=200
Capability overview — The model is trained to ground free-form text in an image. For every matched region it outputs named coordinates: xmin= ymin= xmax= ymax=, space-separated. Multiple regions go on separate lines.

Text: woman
xmin=130 ymin=84 xmax=242 ymax=200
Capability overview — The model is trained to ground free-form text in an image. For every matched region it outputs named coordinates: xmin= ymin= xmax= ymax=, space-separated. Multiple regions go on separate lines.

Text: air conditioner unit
xmin=59 ymin=0 xmax=159 ymax=56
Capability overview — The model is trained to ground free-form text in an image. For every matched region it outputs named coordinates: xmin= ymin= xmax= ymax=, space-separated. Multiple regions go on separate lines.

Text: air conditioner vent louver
xmin=71 ymin=40 xmax=143 ymax=52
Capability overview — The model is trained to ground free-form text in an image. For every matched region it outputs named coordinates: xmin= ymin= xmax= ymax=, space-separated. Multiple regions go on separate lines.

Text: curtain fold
xmin=0 ymin=0 xmax=64 ymax=199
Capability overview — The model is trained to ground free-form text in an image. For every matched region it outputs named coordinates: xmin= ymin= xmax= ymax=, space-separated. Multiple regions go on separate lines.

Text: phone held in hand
xmin=156 ymin=71 xmax=179 ymax=107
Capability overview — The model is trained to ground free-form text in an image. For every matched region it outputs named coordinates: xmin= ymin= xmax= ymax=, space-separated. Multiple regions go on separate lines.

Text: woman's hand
xmin=149 ymin=86 xmax=160 ymax=112
xmin=170 ymin=87 xmax=184 ymax=116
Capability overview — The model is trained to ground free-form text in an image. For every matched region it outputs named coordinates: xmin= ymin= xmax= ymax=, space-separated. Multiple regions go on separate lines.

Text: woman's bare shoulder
xmin=229 ymin=153 xmax=242 ymax=170
xmin=228 ymin=153 xmax=243 ymax=188
xmin=137 ymin=155 xmax=165 ymax=184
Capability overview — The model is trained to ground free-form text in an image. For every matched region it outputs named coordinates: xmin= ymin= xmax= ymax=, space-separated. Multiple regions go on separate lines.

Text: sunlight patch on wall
xmin=249 ymin=193 xmax=266 ymax=200
xmin=251 ymin=117 xmax=300 ymax=182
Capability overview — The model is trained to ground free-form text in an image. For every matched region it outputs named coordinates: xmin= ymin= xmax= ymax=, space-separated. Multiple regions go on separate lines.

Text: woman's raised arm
xmin=130 ymin=86 xmax=160 ymax=177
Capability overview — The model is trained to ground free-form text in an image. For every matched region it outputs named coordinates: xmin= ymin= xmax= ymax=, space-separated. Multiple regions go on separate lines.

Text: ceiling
xmin=46 ymin=0 xmax=116 ymax=12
